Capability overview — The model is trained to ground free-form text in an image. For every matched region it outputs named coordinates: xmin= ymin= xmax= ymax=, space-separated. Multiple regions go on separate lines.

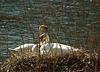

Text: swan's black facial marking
xmin=44 ymin=27 xmax=48 ymax=32
xmin=44 ymin=27 xmax=48 ymax=30
xmin=39 ymin=35 xmax=43 ymax=39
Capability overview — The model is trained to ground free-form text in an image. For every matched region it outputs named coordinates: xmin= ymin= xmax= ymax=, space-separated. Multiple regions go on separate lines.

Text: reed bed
xmin=1 ymin=50 xmax=100 ymax=72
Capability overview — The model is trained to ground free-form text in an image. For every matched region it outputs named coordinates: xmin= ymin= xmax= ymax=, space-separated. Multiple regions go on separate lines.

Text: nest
xmin=1 ymin=50 xmax=100 ymax=72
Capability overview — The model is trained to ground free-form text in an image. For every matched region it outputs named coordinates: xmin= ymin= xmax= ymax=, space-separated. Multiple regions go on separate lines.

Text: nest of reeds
xmin=1 ymin=50 xmax=100 ymax=72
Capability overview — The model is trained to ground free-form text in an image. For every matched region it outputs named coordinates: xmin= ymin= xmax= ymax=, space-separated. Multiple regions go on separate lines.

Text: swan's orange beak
xmin=45 ymin=29 xmax=49 ymax=32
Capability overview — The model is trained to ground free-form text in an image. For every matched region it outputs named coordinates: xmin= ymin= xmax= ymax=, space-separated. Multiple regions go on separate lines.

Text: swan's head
xmin=39 ymin=25 xmax=49 ymax=32
xmin=39 ymin=33 xmax=49 ymax=44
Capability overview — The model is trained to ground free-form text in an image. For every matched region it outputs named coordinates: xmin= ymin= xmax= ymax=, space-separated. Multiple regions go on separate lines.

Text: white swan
xmin=8 ymin=25 xmax=49 ymax=52
xmin=32 ymin=33 xmax=80 ymax=55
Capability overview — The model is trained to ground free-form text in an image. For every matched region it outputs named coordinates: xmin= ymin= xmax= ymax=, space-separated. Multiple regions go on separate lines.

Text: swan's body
xmin=9 ymin=25 xmax=48 ymax=52
xmin=40 ymin=43 xmax=79 ymax=54
xmin=8 ymin=44 xmax=35 ymax=52
xmin=32 ymin=33 xmax=80 ymax=55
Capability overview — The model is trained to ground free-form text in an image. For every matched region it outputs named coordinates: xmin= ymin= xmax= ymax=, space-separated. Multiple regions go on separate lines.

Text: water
xmin=0 ymin=0 xmax=100 ymax=64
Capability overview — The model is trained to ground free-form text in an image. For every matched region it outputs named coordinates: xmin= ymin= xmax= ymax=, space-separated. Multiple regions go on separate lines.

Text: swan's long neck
xmin=39 ymin=28 xmax=43 ymax=37
xmin=45 ymin=34 xmax=49 ymax=44
xmin=32 ymin=34 xmax=49 ymax=53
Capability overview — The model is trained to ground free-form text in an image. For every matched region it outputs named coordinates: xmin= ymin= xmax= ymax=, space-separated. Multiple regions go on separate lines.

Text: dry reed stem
xmin=1 ymin=50 xmax=100 ymax=72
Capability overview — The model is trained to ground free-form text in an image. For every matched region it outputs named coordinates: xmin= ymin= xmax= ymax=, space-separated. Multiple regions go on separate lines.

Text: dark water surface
xmin=0 ymin=0 xmax=100 ymax=64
